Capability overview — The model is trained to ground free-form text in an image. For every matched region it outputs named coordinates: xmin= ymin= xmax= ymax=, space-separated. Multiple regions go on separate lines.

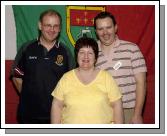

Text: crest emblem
xmin=66 ymin=6 xmax=105 ymax=46
xmin=55 ymin=55 xmax=63 ymax=66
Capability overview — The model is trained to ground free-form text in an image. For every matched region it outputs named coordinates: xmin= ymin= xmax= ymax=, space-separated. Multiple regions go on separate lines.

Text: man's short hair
xmin=39 ymin=9 xmax=62 ymax=24
xmin=94 ymin=11 xmax=117 ymax=29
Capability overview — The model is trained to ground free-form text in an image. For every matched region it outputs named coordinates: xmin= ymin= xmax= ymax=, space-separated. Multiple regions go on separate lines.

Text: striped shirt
xmin=95 ymin=36 xmax=147 ymax=108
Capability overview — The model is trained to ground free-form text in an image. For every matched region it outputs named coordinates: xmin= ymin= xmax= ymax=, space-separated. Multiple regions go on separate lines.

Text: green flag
xmin=12 ymin=5 xmax=105 ymax=56
xmin=12 ymin=5 xmax=71 ymax=52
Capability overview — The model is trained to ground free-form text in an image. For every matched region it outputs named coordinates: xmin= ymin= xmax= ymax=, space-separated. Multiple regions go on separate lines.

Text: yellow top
xmin=51 ymin=69 xmax=122 ymax=124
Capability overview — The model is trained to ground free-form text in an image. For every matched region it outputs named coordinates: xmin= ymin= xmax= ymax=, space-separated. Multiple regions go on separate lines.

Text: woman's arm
xmin=51 ymin=98 xmax=64 ymax=124
xmin=111 ymin=98 xmax=124 ymax=124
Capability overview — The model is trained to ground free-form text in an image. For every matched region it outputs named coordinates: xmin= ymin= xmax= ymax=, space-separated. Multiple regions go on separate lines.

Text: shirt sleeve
xmin=10 ymin=45 xmax=27 ymax=79
xmin=105 ymin=71 xmax=122 ymax=102
xmin=51 ymin=75 xmax=66 ymax=101
xmin=131 ymin=45 xmax=147 ymax=74
xmin=10 ymin=40 xmax=37 ymax=79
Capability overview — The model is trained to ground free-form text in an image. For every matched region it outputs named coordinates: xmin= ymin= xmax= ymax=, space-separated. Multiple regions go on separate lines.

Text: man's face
xmin=39 ymin=14 xmax=61 ymax=43
xmin=95 ymin=17 xmax=117 ymax=46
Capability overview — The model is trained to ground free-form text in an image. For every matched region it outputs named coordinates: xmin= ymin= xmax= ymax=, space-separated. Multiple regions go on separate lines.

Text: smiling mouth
xmin=82 ymin=60 xmax=89 ymax=63
xmin=103 ymin=36 xmax=110 ymax=40
xmin=48 ymin=33 xmax=55 ymax=37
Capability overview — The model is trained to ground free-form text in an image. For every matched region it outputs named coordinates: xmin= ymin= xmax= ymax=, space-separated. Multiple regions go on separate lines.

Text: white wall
xmin=5 ymin=5 xmax=16 ymax=60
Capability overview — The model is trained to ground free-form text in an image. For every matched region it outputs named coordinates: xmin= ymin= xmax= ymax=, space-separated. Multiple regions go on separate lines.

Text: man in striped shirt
xmin=94 ymin=12 xmax=147 ymax=124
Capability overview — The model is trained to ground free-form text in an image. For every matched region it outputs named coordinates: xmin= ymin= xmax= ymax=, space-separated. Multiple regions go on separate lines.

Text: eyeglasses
xmin=42 ymin=24 xmax=60 ymax=30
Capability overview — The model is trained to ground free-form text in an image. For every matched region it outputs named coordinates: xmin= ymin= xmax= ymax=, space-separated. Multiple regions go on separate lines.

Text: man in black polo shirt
xmin=10 ymin=9 xmax=75 ymax=124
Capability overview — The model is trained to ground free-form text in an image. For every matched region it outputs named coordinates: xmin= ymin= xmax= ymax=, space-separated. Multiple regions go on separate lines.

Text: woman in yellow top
xmin=51 ymin=37 xmax=124 ymax=124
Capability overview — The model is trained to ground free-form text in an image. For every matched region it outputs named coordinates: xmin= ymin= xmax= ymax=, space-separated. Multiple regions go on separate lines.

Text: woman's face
xmin=77 ymin=46 xmax=96 ymax=70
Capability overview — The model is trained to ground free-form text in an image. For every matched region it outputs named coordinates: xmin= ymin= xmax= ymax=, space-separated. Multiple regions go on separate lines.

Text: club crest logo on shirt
xmin=55 ymin=55 xmax=63 ymax=66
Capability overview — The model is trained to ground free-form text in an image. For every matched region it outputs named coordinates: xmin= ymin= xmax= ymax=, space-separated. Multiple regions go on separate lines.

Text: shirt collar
xmin=97 ymin=35 xmax=120 ymax=51
xmin=37 ymin=37 xmax=60 ymax=48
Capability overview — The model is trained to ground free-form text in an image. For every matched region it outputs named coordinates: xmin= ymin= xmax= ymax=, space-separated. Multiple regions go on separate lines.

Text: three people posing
xmin=11 ymin=9 xmax=147 ymax=124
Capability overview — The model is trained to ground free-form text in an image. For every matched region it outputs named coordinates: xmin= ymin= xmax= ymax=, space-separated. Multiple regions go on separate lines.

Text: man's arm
xmin=131 ymin=72 xmax=146 ymax=124
xmin=111 ymin=98 xmax=124 ymax=124
xmin=12 ymin=77 xmax=23 ymax=94
xmin=51 ymin=98 xmax=64 ymax=124
xmin=10 ymin=42 xmax=28 ymax=93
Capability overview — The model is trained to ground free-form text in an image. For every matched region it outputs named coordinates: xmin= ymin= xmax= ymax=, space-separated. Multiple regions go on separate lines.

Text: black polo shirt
xmin=11 ymin=40 xmax=74 ymax=122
